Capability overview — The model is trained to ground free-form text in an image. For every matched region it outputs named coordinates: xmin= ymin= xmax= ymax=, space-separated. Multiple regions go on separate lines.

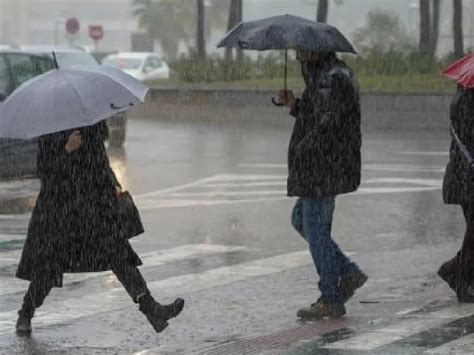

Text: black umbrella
xmin=217 ymin=14 xmax=356 ymax=106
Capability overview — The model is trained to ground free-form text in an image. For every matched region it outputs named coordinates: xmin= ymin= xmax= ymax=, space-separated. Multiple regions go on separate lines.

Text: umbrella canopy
xmin=442 ymin=53 xmax=474 ymax=88
xmin=0 ymin=65 xmax=148 ymax=139
xmin=217 ymin=14 xmax=356 ymax=53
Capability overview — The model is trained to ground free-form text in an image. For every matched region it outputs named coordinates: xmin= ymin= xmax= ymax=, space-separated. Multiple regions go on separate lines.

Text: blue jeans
xmin=292 ymin=197 xmax=360 ymax=305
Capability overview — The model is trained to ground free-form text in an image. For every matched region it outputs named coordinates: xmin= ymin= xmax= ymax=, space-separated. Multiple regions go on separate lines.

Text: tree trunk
xmin=235 ymin=0 xmax=244 ymax=62
xmin=419 ymin=0 xmax=431 ymax=55
xmin=226 ymin=0 xmax=243 ymax=61
xmin=317 ymin=0 xmax=329 ymax=23
xmin=197 ymin=0 xmax=206 ymax=59
xmin=453 ymin=0 xmax=464 ymax=59
xmin=428 ymin=0 xmax=440 ymax=56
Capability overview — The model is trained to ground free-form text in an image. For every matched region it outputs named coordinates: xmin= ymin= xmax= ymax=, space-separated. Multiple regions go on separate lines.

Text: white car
xmin=102 ymin=52 xmax=170 ymax=81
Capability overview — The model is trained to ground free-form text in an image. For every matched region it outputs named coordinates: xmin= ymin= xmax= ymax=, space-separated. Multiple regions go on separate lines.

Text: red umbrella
xmin=442 ymin=53 xmax=474 ymax=88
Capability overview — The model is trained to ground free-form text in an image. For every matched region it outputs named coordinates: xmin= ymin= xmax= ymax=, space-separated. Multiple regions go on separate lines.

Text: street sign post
xmin=89 ymin=25 xmax=104 ymax=51
xmin=65 ymin=17 xmax=80 ymax=35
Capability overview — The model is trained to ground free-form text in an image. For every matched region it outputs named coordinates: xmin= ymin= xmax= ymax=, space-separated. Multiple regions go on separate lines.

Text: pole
xmin=284 ymin=49 xmax=288 ymax=91
xmin=52 ymin=51 xmax=59 ymax=69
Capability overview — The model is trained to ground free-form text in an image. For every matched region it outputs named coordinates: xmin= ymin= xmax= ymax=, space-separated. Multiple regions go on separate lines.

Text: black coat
xmin=16 ymin=122 xmax=142 ymax=287
xmin=287 ymin=55 xmax=361 ymax=197
xmin=443 ymin=89 xmax=474 ymax=205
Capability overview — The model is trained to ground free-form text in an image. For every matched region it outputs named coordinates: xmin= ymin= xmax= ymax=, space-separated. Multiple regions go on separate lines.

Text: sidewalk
xmin=0 ymin=179 xmax=39 ymax=214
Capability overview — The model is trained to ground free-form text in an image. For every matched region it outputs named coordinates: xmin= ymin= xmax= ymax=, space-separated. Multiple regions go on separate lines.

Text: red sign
xmin=88 ymin=25 xmax=104 ymax=41
xmin=65 ymin=17 xmax=80 ymax=35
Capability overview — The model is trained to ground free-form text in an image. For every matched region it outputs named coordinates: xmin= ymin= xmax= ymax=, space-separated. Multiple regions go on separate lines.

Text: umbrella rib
xmin=60 ymin=72 xmax=89 ymax=124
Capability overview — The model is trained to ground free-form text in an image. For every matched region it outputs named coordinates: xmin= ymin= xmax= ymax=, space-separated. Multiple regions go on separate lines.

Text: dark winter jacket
xmin=443 ymin=89 xmax=474 ymax=205
xmin=16 ymin=121 xmax=141 ymax=287
xmin=287 ymin=53 xmax=361 ymax=197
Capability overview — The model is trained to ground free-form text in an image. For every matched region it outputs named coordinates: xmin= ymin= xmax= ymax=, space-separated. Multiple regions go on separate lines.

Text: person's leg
xmin=302 ymin=197 xmax=342 ymax=304
xmin=437 ymin=204 xmax=468 ymax=292
xmin=293 ymin=197 xmax=359 ymax=276
xmin=292 ymin=198 xmax=307 ymax=242
xmin=297 ymin=197 xmax=347 ymax=319
xmin=456 ymin=203 xmax=474 ymax=301
xmin=111 ymin=262 xmax=185 ymax=333
xmin=16 ymin=278 xmax=54 ymax=335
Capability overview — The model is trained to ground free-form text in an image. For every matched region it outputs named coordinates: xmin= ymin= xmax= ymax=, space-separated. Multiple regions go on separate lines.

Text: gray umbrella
xmin=217 ymin=14 xmax=356 ymax=105
xmin=218 ymin=14 xmax=355 ymax=53
xmin=0 ymin=64 xmax=148 ymax=139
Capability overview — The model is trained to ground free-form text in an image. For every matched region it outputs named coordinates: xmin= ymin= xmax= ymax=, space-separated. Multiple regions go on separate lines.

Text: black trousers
xmin=20 ymin=262 xmax=149 ymax=318
xmin=444 ymin=203 xmax=474 ymax=293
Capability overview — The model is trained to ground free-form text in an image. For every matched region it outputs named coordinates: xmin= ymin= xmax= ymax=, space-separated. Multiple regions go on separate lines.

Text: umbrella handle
xmin=272 ymin=97 xmax=285 ymax=107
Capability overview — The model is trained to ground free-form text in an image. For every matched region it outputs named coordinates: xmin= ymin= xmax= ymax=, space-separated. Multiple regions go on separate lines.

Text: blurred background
xmin=0 ymin=0 xmax=472 ymax=92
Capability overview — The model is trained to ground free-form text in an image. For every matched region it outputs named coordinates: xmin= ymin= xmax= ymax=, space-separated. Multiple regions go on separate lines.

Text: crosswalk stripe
xmin=0 ymin=250 xmax=348 ymax=335
xmin=0 ymin=244 xmax=248 ymax=297
xmin=0 ymin=234 xmax=25 ymax=243
xmin=321 ymin=304 xmax=474 ymax=351
xmin=424 ymin=333 xmax=474 ymax=354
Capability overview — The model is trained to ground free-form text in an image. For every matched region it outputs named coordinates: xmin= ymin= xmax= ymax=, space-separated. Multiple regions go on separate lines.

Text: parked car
xmin=102 ymin=52 xmax=170 ymax=81
xmin=0 ymin=50 xmax=55 ymax=178
xmin=0 ymin=47 xmax=127 ymax=178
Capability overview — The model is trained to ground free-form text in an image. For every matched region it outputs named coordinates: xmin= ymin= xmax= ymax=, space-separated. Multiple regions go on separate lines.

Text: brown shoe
xmin=297 ymin=300 xmax=346 ymax=320
xmin=339 ymin=271 xmax=368 ymax=303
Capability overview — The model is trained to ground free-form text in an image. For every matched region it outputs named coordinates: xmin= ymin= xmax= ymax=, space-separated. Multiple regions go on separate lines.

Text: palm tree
xmin=453 ymin=0 xmax=464 ymax=58
xmin=134 ymin=0 xmax=229 ymax=60
xmin=419 ymin=0 xmax=440 ymax=57
xmin=317 ymin=0 xmax=329 ymax=23
xmin=225 ymin=0 xmax=243 ymax=61
xmin=133 ymin=0 xmax=194 ymax=61
xmin=196 ymin=0 xmax=206 ymax=59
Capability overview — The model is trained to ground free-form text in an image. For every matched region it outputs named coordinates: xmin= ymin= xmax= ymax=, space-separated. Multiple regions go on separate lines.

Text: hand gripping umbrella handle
xmin=111 ymin=103 xmax=134 ymax=110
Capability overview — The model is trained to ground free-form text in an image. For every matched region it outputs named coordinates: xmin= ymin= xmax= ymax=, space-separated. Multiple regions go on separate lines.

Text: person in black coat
xmin=15 ymin=121 xmax=184 ymax=335
xmin=278 ymin=51 xmax=367 ymax=320
xmin=439 ymin=86 xmax=474 ymax=302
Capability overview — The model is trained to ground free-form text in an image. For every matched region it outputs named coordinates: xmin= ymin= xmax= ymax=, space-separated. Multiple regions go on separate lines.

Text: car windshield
xmin=54 ymin=52 xmax=99 ymax=67
xmin=103 ymin=57 xmax=142 ymax=70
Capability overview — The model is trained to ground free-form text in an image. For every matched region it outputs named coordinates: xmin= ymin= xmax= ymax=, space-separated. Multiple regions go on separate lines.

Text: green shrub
xmin=171 ymin=48 xmax=451 ymax=83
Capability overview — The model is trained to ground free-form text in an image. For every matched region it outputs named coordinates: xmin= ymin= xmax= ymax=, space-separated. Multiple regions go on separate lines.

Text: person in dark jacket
xmin=278 ymin=50 xmax=367 ymax=319
xmin=439 ymin=86 xmax=474 ymax=302
xmin=15 ymin=121 xmax=184 ymax=335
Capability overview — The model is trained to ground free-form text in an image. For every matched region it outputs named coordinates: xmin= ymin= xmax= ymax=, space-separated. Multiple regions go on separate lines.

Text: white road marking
xmin=424 ymin=333 xmax=474 ymax=354
xmin=135 ymin=175 xmax=442 ymax=210
xmin=396 ymin=151 xmax=449 ymax=156
xmin=0 ymin=244 xmax=249 ymax=297
xmin=0 ymin=214 xmax=30 ymax=220
xmin=167 ymin=190 xmax=285 ymax=197
xmin=0 ymin=235 xmax=25 ymax=243
xmin=139 ymin=197 xmax=288 ymax=210
xmin=239 ymin=163 xmax=286 ymax=169
xmin=363 ymin=164 xmax=445 ymax=173
xmin=322 ymin=304 xmax=474 ymax=351
xmin=238 ymin=163 xmax=446 ymax=172
xmin=0 ymin=250 xmax=355 ymax=335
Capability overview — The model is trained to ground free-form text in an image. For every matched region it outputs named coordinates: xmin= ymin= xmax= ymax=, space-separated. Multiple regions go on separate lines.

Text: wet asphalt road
xmin=0 ymin=118 xmax=472 ymax=354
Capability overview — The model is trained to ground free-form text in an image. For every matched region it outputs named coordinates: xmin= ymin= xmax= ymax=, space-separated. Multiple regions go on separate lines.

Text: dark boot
xmin=339 ymin=271 xmax=368 ymax=303
xmin=16 ymin=309 xmax=33 ymax=336
xmin=438 ymin=260 xmax=458 ymax=292
xmin=138 ymin=294 xmax=185 ymax=333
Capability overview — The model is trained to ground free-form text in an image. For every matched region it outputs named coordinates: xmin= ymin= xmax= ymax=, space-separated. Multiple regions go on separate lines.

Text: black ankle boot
xmin=16 ymin=310 xmax=32 ymax=336
xmin=138 ymin=294 xmax=185 ymax=333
